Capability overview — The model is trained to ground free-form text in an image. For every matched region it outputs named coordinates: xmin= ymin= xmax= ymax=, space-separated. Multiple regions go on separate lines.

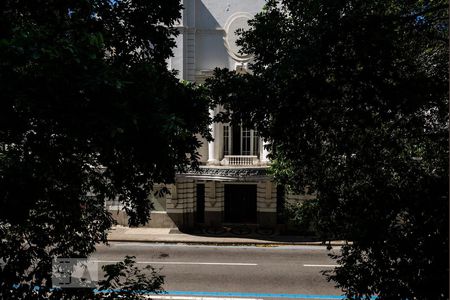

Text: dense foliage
xmin=97 ymin=255 xmax=165 ymax=299
xmin=206 ymin=0 xmax=448 ymax=299
xmin=0 ymin=0 xmax=210 ymax=297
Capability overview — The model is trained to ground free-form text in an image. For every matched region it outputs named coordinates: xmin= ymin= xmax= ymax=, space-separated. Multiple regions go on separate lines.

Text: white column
xmin=207 ymin=109 xmax=219 ymax=165
xmin=260 ymin=139 xmax=270 ymax=165
xmin=215 ymin=123 xmax=223 ymax=161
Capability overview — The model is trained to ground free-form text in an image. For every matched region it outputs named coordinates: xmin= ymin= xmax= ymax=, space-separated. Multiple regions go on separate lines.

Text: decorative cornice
xmin=179 ymin=166 xmax=269 ymax=180
xmin=175 ymin=26 xmax=225 ymax=34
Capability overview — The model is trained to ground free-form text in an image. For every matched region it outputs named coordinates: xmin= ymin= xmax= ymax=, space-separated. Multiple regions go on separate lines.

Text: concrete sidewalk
xmin=107 ymin=226 xmax=346 ymax=246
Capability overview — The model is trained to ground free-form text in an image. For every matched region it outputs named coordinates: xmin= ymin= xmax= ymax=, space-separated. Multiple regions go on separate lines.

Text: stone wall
xmin=204 ymin=181 xmax=223 ymax=226
xmin=167 ymin=178 xmax=196 ymax=230
xmin=257 ymin=181 xmax=277 ymax=227
xmin=109 ymin=210 xmax=177 ymax=228
xmin=108 ymin=179 xmax=315 ymax=230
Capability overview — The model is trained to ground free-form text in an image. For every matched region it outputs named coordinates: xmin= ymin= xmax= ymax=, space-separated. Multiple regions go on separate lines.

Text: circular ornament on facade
xmin=224 ymin=12 xmax=253 ymax=61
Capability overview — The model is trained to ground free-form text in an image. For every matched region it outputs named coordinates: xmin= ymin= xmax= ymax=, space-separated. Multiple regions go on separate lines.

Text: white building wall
xmin=171 ymin=0 xmax=267 ymax=164
xmin=172 ymin=0 xmax=265 ymax=80
xmin=163 ymin=1 xmax=286 ymax=230
xmin=195 ymin=134 xmax=208 ymax=164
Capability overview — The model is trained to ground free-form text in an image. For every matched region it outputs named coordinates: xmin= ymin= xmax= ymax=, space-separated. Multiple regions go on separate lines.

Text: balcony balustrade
xmin=220 ymin=155 xmax=259 ymax=166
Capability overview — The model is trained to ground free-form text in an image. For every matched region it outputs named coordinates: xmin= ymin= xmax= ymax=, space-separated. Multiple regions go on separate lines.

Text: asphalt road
xmin=92 ymin=242 xmax=343 ymax=299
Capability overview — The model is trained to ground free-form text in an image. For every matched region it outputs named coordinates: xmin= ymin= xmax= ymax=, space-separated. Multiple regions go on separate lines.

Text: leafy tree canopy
xmin=0 ymin=0 xmax=210 ymax=297
xmin=206 ymin=0 xmax=448 ymax=299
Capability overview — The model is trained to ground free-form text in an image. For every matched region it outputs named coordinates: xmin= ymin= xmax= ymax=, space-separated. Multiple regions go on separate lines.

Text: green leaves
xmin=0 ymin=0 xmax=210 ymax=297
xmin=206 ymin=0 xmax=448 ymax=298
xmin=99 ymin=255 xmax=165 ymax=299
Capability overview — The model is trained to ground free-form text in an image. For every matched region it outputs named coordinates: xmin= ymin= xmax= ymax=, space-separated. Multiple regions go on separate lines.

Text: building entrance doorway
xmin=224 ymin=184 xmax=257 ymax=223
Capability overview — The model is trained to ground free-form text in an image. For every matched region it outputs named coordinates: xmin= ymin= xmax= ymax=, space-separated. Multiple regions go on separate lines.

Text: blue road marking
xmin=94 ymin=289 xmax=377 ymax=299
xmin=162 ymin=290 xmax=378 ymax=299
xmin=11 ymin=285 xmax=378 ymax=299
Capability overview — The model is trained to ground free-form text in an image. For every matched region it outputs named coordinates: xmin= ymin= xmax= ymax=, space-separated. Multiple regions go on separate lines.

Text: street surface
xmin=93 ymin=242 xmax=343 ymax=300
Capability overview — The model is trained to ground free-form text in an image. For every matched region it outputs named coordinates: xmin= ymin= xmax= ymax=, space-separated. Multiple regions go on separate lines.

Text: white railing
xmin=220 ymin=155 xmax=259 ymax=166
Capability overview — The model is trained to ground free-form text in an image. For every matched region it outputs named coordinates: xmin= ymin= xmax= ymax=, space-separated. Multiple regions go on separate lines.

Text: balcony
xmin=220 ymin=155 xmax=259 ymax=166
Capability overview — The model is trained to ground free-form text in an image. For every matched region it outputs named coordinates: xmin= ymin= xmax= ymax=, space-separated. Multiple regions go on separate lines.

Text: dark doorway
xmin=196 ymin=184 xmax=205 ymax=223
xmin=224 ymin=184 xmax=257 ymax=223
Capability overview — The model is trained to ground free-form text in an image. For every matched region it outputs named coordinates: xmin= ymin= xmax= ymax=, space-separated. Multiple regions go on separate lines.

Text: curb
xmin=106 ymin=239 xmax=347 ymax=247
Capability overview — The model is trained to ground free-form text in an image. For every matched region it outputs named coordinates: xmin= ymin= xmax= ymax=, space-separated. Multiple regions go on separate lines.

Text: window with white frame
xmin=223 ymin=124 xmax=259 ymax=157
xmin=252 ymin=130 xmax=259 ymax=156
xmin=223 ymin=125 xmax=230 ymax=155
xmin=241 ymin=127 xmax=251 ymax=155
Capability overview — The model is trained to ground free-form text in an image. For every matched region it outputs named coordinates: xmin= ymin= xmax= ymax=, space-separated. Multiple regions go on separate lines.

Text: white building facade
xmin=164 ymin=0 xmax=282 ymax=230
xmin=111 ymin=0 xmax=301 ymax=230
